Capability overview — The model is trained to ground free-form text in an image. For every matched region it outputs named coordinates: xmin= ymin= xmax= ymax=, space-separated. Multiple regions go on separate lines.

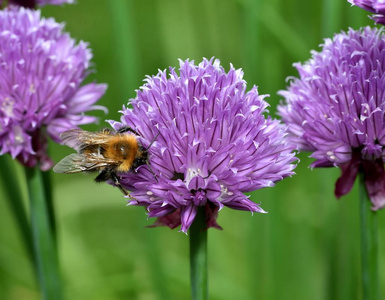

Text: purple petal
xmin=335 ymin=149 xmax=361 ymax=198
xmin=180 ymin=203 xmax=198 ymax=234
xmin=362 ymin=158 xmax=385 ymax=210
xmin=66 ymin=83 xmax=108 ymax=114
xmin=222 ymin=192 xmax=267 ymax=213
xmin=204 ymin=203 xmax=222 ymax=230
xmin=148 ymin=209 xmax=181 ymax=229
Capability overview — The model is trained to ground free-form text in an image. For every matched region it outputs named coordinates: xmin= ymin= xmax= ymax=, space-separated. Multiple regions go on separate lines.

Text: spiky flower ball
xmin=109 ymin=58 xmax=297 ymax=233
xmin=348 ymin=0 xmax=385 ymax=24
xmin=279 ymin=27 xmax=385 ymax=210
xmin=0 ymin=8 xmax=106 ymax=170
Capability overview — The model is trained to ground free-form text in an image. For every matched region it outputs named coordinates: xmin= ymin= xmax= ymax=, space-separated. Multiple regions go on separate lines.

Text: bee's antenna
xmin=146 ymin=131 xmax=160 ymax=151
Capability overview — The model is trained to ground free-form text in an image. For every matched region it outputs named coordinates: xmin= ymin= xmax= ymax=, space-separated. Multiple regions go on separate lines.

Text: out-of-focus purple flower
xmin=278 ymin=27 xmax=385 ymax=210
xmin=0 ymin=0 xmax=74 ymax=8
xmin=348 ymin=0 xmax=385 ymax=25
xmin=0 ymin=7 xmax=107 ymax=170
xmin=36 ymin=0 xmax=74 ymax=6
xmin=109 ymin=58 xmax=297 ymax=233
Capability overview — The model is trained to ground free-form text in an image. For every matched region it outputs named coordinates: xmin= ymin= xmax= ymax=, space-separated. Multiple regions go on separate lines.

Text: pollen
xmin=14 ymin=126 xmax=24 ymax=144
xmin=29 ymin=84 xmax=36 ymax=93
xmin=2 ymin=97 xmax=14 ymax=117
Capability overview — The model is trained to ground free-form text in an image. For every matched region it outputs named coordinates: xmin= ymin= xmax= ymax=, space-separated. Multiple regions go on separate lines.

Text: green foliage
xmin=0 ymin=0 xmax=384 ymax=299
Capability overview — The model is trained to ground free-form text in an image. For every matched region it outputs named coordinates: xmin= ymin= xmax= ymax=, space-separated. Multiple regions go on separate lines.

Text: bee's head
xmin=132 ymin=146 xmax=148 ymax=169
xmin=132 ymin=133 xmax=159 ymax=182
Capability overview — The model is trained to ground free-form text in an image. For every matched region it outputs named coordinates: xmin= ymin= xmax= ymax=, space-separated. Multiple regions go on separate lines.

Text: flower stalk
xmin=189 ymin=207 xmax=208 ymax=300
xmin=42 ymin=170 xmax=57 ymax=245
xmin=0 ymin=155 xmax=34 ymax=264
xmin=359 ymin=172 xmax=379 ymax=300
xmin=25 ymin=166 xmax=62 ymax=300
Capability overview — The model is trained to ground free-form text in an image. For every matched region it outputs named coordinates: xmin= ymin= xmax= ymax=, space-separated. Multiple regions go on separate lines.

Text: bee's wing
xmin=53 ymin=153 xmax=114 ymax=174
xmin=60 ymin=129 xmax=111 ymax=151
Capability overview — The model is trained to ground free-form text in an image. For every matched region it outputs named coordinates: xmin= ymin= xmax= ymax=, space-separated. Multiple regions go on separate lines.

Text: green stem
xmin=241 ymin=0 xmax=260 ymax=85
xmin=0 ymin=156 xmax=34 ymax=264
xmin=42 ymin=170 xmax=57 ymax=245
xmin=359 ymin=172 xmax=379 ymax=300
xmin=108 ymin=0 xmax=141 ymax=98
xmin=25 ymin=166 xmax=62 ymax=300
xmin=189 ymin=207 xmax=208 ymax=300
xmin=321 ymin=0 xmax=342 ymax=38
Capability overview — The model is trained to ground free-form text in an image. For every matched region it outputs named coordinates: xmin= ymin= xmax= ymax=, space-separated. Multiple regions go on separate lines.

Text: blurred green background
xmin=0 ymin=0 xmax=384 ymax=299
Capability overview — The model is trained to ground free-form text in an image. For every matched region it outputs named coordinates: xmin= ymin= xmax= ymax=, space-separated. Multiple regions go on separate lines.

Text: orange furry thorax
xmin=104 ymin=135 xmax=139 ymax=172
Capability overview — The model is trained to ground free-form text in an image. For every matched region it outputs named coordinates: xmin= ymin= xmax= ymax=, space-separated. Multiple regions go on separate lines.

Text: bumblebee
xmin=53 ymin=127 xmax=150 ymax=195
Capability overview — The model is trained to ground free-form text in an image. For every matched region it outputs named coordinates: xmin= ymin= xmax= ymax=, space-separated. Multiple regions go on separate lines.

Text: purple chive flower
xmin=109 ymin=58 xmax=297 ymax=233
xmin=36 ymin=0 xmax=74 ymax=5
xmin=0 ymin=0 xmax=74 ymax=8
xmin=348 ymin=0 xmax=385 ymax=24
xmin=0 ymin=7 xmax=107 ymax=170
xmin=278 ymin=27 xmax=385 ymax=211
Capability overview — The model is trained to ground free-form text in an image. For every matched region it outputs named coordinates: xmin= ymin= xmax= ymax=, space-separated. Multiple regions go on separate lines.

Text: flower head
xmin=109 ymin=58 xmax=296 ymax=233
xmin=0 ymin=7 xmax=106 ymax=170
xmin=348 ymin=0 xmax=385 ymax=24
xmin=278 ymin=27 xmax=385 ymax=210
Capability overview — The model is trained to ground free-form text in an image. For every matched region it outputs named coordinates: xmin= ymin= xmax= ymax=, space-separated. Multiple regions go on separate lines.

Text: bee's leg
xmin=95 ymin=169 xmax=109 ymax=182
xmin=95 ymin=170 xmax=128 ymax=196
xmin=100 ymin=128 xmax=112 ymax=134
xmin=117 ymin=126 xmax=139 ymax=135
xmin=110 ymin=171 xmax=129 ymax=196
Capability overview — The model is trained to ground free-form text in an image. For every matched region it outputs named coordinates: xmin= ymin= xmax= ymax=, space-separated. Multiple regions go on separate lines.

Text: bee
xmin=53 ymin=127 xmax=156 ymax=195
